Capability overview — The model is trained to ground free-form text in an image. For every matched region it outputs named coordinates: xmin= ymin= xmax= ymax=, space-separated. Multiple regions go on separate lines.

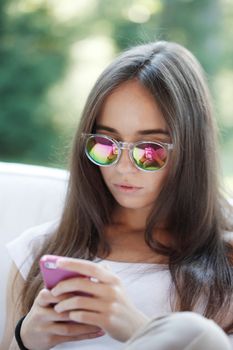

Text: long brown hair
xmin=22 ymin=41 xmax=233 ymax=332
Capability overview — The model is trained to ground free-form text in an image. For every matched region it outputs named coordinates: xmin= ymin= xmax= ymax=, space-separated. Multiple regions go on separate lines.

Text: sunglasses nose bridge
xmin=117 ymin=141 xmax=134 ymax=151
xmin=116 ymin=141 xmax=135 ymax=166
xmin=117 ymin=141 xmax=134 ymax=159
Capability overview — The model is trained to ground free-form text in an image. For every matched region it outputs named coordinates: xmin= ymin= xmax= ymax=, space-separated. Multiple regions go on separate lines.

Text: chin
xmin=113 ymin=196 xmax=152 ymax=210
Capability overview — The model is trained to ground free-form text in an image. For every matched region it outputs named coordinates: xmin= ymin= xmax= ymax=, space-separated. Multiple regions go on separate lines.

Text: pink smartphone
xmin=39 ymin=255 xmax=89 ymax=291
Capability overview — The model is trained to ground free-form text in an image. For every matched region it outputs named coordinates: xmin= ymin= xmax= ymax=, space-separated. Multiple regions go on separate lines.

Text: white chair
xmin=1 ymin=162 xmax=232 ymax=342
xmin=0 ymin=162 xmax=68 ymax=339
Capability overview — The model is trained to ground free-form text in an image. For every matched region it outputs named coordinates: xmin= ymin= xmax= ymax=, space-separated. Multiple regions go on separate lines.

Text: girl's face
xmin=96 ymin=79 xmax=171 ymax=211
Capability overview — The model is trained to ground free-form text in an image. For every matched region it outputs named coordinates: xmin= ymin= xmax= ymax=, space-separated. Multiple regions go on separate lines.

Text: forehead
xmin=96 ymin=80 xmax=168 ymax=136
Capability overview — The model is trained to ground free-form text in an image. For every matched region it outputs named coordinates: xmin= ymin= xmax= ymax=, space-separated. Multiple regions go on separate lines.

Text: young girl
xmin=2 ymin=41 xmax=233 ymax=350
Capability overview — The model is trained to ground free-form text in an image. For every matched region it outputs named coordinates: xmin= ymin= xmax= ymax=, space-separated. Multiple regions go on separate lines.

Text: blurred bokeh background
xmin=0 ymin=0 xmax=232 ymax=195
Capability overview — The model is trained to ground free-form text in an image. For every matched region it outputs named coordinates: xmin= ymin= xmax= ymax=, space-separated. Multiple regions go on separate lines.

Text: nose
xmin=115 ymin=149 xmax=138 ymax=174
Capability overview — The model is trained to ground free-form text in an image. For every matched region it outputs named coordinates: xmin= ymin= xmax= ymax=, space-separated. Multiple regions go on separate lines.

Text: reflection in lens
xmin=133 ymin=143 xmax=167 ymax=170
xmin=86 ymin=136 xmax=118 ymax=165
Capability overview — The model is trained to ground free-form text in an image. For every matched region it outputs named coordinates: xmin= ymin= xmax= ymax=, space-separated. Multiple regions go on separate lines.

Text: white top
xmin=7 ymin=220 xmax=233 ymax=349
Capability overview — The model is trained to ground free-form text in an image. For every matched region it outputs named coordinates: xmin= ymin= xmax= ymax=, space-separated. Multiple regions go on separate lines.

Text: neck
xmin=98 ymin=205 xmax=171 ymax=264
xmin=112 ymin=205 xmax=150 ymax=231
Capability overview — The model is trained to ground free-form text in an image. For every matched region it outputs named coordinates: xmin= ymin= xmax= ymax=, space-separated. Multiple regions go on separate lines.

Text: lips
xmin=114 ymin=183 xmax=142 ymax=189
xmin=113 ymin=183 xmax=143 ymax=193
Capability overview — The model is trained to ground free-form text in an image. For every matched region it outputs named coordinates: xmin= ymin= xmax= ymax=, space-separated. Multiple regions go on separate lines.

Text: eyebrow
xmin=95 ymin=124 xmax=170 ymax=136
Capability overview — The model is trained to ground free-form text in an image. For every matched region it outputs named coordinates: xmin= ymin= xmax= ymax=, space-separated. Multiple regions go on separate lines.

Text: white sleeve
xmin=228 ymin=335 xmax=233 ymax=349
xmin=6 ymin=219 xmax=59 ymax=280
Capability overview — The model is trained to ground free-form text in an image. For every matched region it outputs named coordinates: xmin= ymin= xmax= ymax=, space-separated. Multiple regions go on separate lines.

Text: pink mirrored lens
xmin=86 ymin=136 xmax=118 ymax=165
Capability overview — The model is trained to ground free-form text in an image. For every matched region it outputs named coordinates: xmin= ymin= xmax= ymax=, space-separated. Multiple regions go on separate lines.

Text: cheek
xmin=99 ymin=167 xmax=114 ymax=186
xmin=99 ymin=167 xmax=168 ymax=210
xmin=144 ymin=165 xmax=170 ymax=204
xmin=146 ymin=171 xmax=167 ymax=196
xmin=100 ymin=165 xmax=167 ymax=195
xmin=99 ymin=167 xmax=108 ymax=179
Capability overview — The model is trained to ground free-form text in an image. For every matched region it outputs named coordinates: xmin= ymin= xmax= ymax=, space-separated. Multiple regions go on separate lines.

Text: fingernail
xmin=95 ymin=330 xmax=105 ymax=337
xmin=51 ymin=288 xmax=58 ymax=296
xmin=56 ymin=258 xmax=66 ymax=266
xmin=54 ymin=305 xmax=61 ymax=313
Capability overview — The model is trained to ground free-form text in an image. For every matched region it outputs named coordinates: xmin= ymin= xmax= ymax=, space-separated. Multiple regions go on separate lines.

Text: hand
xmin=51 ymin=258 xmax=150 ymax=342
xmin=20 ymin=289 xmax=105 ymax=350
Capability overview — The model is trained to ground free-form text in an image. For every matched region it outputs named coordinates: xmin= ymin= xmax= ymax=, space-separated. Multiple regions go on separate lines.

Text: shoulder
xmin=224 ymin=231 xmax=233 ymax=243
xmin=6 ymin=219 xmax=59 ymax=279
xmin=7 ymin=219 xmax=59 ymax=251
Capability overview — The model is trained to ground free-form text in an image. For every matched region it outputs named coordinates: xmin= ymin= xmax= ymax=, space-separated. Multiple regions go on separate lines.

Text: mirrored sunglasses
xmin=83 ymin=133 xmax=173 ymax=172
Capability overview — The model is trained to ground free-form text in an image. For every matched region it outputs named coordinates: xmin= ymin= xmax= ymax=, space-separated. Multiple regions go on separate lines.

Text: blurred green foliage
xmin=0 ymin=0 xmax=69 ymax=165
xmin=99 ymin=0 xmax=223 ymax=73
xmin=0 ymin=0 xmax=232 ymax=179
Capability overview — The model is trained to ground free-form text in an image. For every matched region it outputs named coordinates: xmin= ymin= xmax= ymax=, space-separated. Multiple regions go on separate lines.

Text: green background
xmin=0 ymin=0 xmax=232 ymax=195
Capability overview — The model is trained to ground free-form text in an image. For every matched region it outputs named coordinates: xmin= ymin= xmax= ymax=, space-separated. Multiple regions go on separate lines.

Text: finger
xmin=56 ymin=258 xmax=120 ymax=285
xmin=51 ymin=277 xmax=120 ymax=301
xmin=32 ymin=302 xmax=71 ymax=322
xmin=53 ymin=331 xmax=105 ymax=345
xmin=49 ymin=322 xmax=103 ymax=336
xmin=52 ymin=310 xmax=71 ymax=322
xmin=36 ymin=289 xmax=77 ymax=307
xmin=36 ymin=289 xmax=59 ymax=307
xmin=69 ymin=310 xmax=105 ymax=328
xmin=54 ymin=296 xmax=107 ymax=314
